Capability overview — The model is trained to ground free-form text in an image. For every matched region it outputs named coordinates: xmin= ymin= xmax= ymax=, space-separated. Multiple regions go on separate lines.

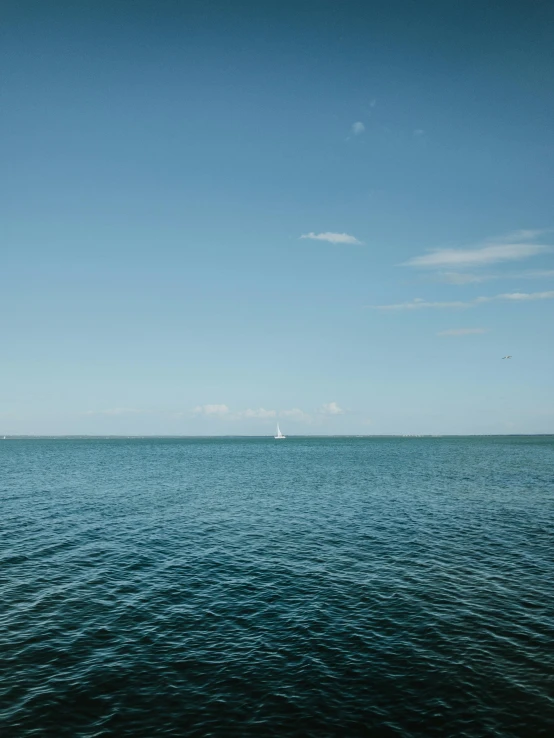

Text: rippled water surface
xmin=1 ymin=436 xmax=553 ymax=736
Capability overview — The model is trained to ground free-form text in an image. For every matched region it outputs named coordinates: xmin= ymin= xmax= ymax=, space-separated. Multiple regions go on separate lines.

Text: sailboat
xmin=274 ymin=423 xmax=286 ymax=440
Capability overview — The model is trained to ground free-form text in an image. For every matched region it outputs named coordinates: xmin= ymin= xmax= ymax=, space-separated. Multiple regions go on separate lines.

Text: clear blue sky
xmin=2 ymin=0 xmax=553 ymax=435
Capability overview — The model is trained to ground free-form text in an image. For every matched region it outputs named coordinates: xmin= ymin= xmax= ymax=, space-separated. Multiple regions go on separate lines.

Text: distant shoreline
xmin=2 ymin=435 xmax=553 ymax=440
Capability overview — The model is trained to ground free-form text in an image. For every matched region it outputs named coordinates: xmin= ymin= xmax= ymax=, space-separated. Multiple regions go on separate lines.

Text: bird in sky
xmin=502 ymin=356 xmax=512 ymax=359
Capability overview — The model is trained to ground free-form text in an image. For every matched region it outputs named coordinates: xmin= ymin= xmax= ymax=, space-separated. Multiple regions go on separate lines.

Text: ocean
xmin=1 ymin=436 xmax=553 ymax=736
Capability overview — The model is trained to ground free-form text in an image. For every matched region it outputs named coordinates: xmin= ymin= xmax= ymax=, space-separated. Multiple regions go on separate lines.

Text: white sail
xmin=274 ymin=423 xmax=286 ymax=439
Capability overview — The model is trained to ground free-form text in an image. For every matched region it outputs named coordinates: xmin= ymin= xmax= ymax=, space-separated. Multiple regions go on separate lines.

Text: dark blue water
xmin=1 ymin=437 xmax=553 ymax=737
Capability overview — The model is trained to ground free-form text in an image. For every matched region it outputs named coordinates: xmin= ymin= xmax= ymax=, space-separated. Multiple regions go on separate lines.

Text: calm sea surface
xmin=1 ymin=437 xmax=553 ymax=737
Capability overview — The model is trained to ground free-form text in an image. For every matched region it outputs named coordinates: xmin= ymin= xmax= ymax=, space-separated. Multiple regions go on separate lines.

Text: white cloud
xmin=522 ymin=269 xmax=554 ymax=278
xmin=189 ymin=405 xmax=315 ymax=423
xmin=300 ymin=232 xmax=362 ymax=245
xmin=319 ymin=402 xmax=344 ymax=415
xmin=238 ymin=408 xmax=276 ymax=419
xmin=279 ymin=408 xmax=312 ymax=423
xmin=85 ymin=408 xmax=141 ymax=416
xmin=437 ymin=268 xmax=554 ymax=284
xmin=372 ymin=290 xmax=554 ymax=311
xmin=437 ymin=272 xmax=493 ymax=284
xmin=498 ymin=290 xmax=554 ymax=301
xmin=374 ymin=299 xmax=473 ymax=311
xmin=191 ymin=404 xmax=229 ymax=416
xmin=352 ymin=121 xmax=365 ymax=135
xmin=437 ymin=328 xmax=488 ymax=337
xmin=403 ymin=242 xmax=548 ymax=269
xmin=491 ymin=229 xmax=548 ymax=243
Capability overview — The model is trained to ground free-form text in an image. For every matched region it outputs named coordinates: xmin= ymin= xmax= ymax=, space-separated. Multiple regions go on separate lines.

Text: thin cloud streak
xmin=188 ymin=406 xmax=322 ymax=424
xmin=437 ymin=272 xmax=493 ymax=284
xmin=85 ymin=408 xmax=141 ymax=416
xmin=437 ymin=328 xmax=488 ymax=336
xmin=404 ymin=243 xmax=548 ymax=269
xmin=436 ymin=268 xmax=554 ymax=284
xmin=372 ymin=291 xmax=554 ymax=311
xmin=352 ymin=121 xmax=365 ymax=135
xmin=490 ymin=229 xmax=549 ymax=243
xmin=191 ymin=404 xmax=229 ymax=416
xmin=498 ymin=290 xmax=554 ymax=300
xmin=300 ymin=232 xmax=362 ymax=245
xmin=236 ymin=408 xmax=276 ymax=419
xmin=374 ymin=299 xmax=475 ymax=311
xmin=523 ymin=269 xmax=554 ymax=278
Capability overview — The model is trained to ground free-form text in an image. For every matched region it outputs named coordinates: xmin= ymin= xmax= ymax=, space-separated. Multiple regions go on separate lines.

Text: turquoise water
xmin=1 ymin=436 xmax=553 ymax=736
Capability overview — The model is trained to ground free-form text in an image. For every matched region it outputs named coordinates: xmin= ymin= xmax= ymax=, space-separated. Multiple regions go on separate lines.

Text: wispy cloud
xmin=191 ymin=404 xmax=229 ymax=416
xmin=404 ymin=242 xmax=548 ymax=269
xmin=437 ymin=328 xmax=488 ymax=337
xmin=279 ymin=408 xmax=312 ymax=423
xmin=437 ymin=268 xmax=554 ymax=284
xmin=237 ymin=408 xmax=276 ymax=419
xmin=403 ymin=229 xmax=551 ymax=270
xmin=300 ymin=232 xmax=362 ymax=245
xmin=352 ymin=121 xmax=365 ymax=135
xmin=189 ymin=405 xmax=314 ymax=423
xmin=522 ymin=269 xmax=554 ymax=279
xmin=319 ymin=402 xmax=344 ymax=415
xmin=185 ymin=404 xmax=345 ymax=425
xmin=372 ymin=291 xmax=554 ymax=311
xmin=413 ymin=129 xmax=425 ymax=137
xmin=85 ymin=408 xmax=141 ymax=416
xmin=492 ymin=229 xmax=548 ymax=243
xmin=497 ymin=290 xmax=554 ymax=301
xmin=437 ymin=272 xmax=493 ymax=284
xmin=374 ymin=298 xmax=474 ymax=311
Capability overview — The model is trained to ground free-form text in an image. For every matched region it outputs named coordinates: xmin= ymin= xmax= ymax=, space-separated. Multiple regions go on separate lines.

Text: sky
xmin=1 ymin=0 xmax=554 ymax=435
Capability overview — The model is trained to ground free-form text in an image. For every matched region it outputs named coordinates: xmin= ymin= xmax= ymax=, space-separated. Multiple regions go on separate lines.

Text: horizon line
xmin=1 ymin=434 xmax=553 ymax=439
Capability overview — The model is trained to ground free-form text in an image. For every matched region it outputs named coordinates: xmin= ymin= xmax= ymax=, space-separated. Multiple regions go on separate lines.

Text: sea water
xmin=1 ymin=436 xmax=553 ymax=736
